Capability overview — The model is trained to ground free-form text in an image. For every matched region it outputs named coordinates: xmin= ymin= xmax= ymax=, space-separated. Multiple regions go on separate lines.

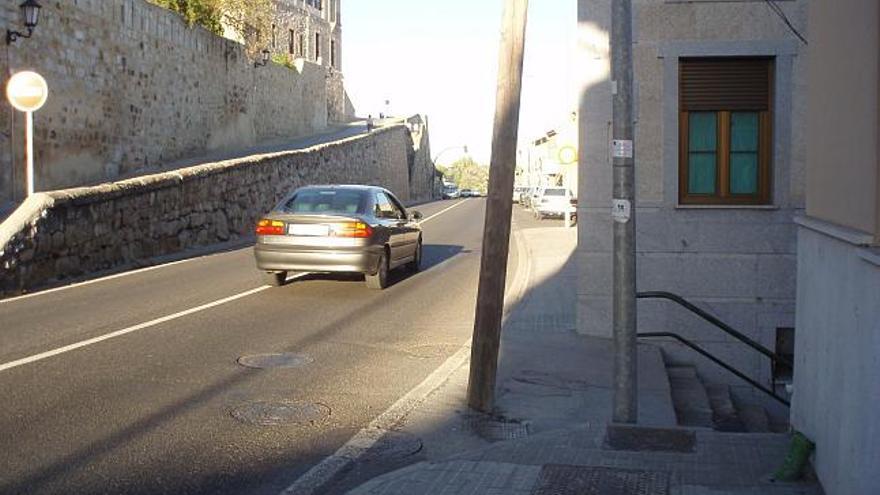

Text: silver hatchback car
xmin=253 ymin=185 xmax=423 ymax=289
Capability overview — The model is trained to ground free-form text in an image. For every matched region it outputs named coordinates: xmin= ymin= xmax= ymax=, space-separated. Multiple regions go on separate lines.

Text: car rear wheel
xmin=407 ymin=239 xmax=423 ymax=273
xmin=365 ymin=250 xmax=389 ymax=290
xmin=263 ymin=271 xmax=287 ymax=287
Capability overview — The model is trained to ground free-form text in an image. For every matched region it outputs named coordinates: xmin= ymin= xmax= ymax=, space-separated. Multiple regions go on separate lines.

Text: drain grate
xmin=230 ymin=400 xmax=330 ymax=426
xmin=462 ymin=414 xmax=530 ymax=442
xmin=531 ymin=465 xmax=670 ymax=495
xmin=605 ymin=424 xmax=696 ymax=453
xmin=237 ymin=353 xmax=314 ymax=369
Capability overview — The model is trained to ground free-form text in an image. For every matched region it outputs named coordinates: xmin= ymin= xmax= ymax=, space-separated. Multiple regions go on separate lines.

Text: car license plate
xmin=288 ymin=224 xmax=329 ymax=236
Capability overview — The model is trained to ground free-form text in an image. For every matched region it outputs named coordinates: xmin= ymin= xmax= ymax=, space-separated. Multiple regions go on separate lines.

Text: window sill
xmin=675 ymin=204 xmax=780 ymax=210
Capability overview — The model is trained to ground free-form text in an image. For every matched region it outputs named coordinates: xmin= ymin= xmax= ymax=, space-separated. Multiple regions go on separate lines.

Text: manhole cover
xmin=531 ymin=465 xmax=670 ymax=495
xmin=362 ymin=431 xmax=423 ymax=462
xmin=462 ymin=414 xmax=530 ymax=442
xmin=237 ymin=353 xmax=314 ymax=369
xmin=230 ymin=400 xmax=330 ymax=426
xmin=605 ymin=424 xmax=696 ymax=453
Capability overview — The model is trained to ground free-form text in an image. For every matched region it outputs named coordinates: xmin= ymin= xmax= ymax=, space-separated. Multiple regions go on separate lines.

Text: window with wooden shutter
xmin=679 ymin=57 xmax=773 ymax=205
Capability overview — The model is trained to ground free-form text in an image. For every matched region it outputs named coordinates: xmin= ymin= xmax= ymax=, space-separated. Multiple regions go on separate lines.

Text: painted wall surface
xmin=576 ymin=0 xmax=807 ymax=412
xmin=0 ymin=121 xmax=432 ymax=297
xmin=793 ymin=1 xmax=880 ymax=493
xmin=0 ymin=0 xmax=353 ymax=206
xmin=792 ymin=224 xmax=880 ymax=495
xmin=804 ymin=0 xmax=878 ymax=238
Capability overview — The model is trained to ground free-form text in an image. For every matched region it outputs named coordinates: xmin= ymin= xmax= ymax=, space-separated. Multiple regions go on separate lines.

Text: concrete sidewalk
xmin=328 ymin=211 xmax=822 ymax=495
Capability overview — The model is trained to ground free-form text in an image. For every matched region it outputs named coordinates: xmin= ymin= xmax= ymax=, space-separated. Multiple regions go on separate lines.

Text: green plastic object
xmin=772 ymin=431 xmax=816 ymax=482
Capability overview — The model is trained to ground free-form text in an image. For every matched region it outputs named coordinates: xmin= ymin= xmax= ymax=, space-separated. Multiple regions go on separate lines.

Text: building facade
xmin=521 ymin=113 xmax=579 ymax=194
xmin=791 ymin=1 xmax=880 ymax=494
xmin=576 ymin=0 xmax=808 ymax=419
xmin=270 ymin=0 xmax=343 ymax=70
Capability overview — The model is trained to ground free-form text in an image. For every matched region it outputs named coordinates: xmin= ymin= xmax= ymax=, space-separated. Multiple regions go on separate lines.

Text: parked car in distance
xmin=524 ymin=187 xmax=543 ymax=209
xmin=532 ymin=187 xmax=577 ymax=220
xmin=442 ymin=185 xmax=460 ymax=199
xmin=513 ymin=186 xmax=527 ymax=203
xmin=460 ymin=189 xmax=475 ymax=197
xmin=253 ymin=185 xmax=423 ymax=290
xmin=519 ymin=187 xmax=535 ymax=208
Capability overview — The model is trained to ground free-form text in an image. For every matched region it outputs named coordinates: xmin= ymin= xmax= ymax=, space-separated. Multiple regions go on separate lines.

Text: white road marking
xmin=419 ymin=198 xmax=470 ymax=223
xmin=0 ymin=256 xmax=204 ymax=305
xmin=280 ymin=211 xmax=530 ymax=495
xmin=2 ymin=200 xmax=464 ymax=305
xmin=0 ymin=199 xmax=472 ymax=372
xmin=0 ymin=286 xmax=270 ymax=373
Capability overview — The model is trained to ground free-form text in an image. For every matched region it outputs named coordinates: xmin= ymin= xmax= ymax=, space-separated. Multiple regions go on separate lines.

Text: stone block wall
xmin=0 ymin=0 xmax=353 ymax=206
xmin=576 ymin=0 xmax=807 ymax=416
xmin=0 ymin=122 xmax=431 ymax=297
xmin=405 ymin=115 xmax=433 ymax=202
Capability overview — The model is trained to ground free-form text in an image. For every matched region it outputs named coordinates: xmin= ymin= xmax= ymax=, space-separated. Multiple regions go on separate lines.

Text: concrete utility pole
xmin=611 ymin=0 xmax=638 ymax=423
xmin=467 ymin=0 xmax=528 ymax=413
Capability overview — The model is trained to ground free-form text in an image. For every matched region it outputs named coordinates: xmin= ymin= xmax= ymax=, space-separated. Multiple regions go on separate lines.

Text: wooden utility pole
xmin=467 ymin=0 xmax=529 ymax=413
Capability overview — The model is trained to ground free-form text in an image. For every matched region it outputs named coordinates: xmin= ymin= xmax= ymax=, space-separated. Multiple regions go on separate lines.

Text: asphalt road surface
xmin=0 ymin=198 xmax=526 ymax=495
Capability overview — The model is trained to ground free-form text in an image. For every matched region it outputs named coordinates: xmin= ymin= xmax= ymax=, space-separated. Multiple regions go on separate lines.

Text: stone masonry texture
xmin=575 ymin=0 xmax=807 ymax=418
xmin=0 ymin=0 xmax=354 ymax=205
xmin=0 ymin=121 xmax=434 ymax=297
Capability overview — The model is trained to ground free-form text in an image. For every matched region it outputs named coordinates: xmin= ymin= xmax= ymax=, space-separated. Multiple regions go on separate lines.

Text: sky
xmin=343 ymin=1 xmax=576 ymax=166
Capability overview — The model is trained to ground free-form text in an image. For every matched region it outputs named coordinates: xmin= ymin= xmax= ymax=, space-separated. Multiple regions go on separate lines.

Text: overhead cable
xmin=764 ymin=0 xmax=808 ymax=45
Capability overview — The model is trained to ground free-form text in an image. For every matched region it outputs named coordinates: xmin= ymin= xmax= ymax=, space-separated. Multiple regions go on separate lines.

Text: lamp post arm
xmin=6 ymin=27 xmax=33 ymax=45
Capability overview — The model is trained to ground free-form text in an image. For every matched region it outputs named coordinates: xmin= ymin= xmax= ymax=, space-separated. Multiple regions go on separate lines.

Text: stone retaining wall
xmin=0 ymin=0 xmax=354 ymax=205
xmin=0 ymin=121 xmax=432 ymax=297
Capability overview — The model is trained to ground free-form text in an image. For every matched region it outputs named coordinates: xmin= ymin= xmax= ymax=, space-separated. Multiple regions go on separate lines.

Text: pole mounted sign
xmin=6 ymin=70 xmax=48 ymax=197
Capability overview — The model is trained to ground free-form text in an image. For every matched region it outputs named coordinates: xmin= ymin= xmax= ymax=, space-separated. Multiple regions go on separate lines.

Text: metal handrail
xmin=637 ymin=291 xmax=792 ymax=369
xmin=638 ymin=332 xmax=790 ymax=407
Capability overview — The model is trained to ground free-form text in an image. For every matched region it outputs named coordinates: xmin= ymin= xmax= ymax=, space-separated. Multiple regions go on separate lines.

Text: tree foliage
xmin=147 ymin=0 xmax=224 ymax=35
xmin=147 ymin=0 xmax=274 ymax=57
xmin=219 ymin=0 xmax=275 ymax=57
xmin=439 ymin=157 xmax=490 ymax=193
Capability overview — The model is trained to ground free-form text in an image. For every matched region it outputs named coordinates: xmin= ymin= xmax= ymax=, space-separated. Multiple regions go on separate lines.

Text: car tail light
xmin=256 ymin=219 xmax=285 ymax=235
xmin=330 ymin=222 xmax=373 ymax=238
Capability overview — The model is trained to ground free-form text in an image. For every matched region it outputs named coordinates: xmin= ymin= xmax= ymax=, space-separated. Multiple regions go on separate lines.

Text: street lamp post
xmin=431 ymin=145 xmax=468 ymax=196
xmin=254 ymin=49 xmax=271 ymax=68
xmin=6 ymin=0 xmax=42 ymax=45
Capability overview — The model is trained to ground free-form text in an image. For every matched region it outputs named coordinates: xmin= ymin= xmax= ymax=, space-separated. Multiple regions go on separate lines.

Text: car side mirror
xmin=410 ymin=210 xmax=424 ymax=221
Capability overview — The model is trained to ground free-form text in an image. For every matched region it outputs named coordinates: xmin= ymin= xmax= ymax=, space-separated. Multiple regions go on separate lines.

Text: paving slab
xmin=338 ymin=215 xmax=822 ymax=495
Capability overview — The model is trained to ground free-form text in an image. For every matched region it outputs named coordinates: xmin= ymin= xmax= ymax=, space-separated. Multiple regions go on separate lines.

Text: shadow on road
xmin=285 ymin=244 xmax=466 ymax=288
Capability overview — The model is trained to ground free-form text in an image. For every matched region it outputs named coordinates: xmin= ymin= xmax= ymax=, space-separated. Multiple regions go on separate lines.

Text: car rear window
xmin=543 ymin=188 xmax=567 ymax=196
xmin=282 ymin=189 xmax=366 ymax=215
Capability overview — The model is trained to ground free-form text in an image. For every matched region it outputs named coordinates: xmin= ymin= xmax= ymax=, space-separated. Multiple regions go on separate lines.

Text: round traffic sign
xmin=6 ymin=71 xmax=48 ymax=112
xmin=557 ymin=145 xmax=577 ymax=165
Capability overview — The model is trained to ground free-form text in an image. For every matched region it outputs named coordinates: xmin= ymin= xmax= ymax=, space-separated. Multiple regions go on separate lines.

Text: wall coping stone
xmin=794 ymin=215 xmax=874 ymax=247
xmin=0 ymin=123 xmax=408 ymax=258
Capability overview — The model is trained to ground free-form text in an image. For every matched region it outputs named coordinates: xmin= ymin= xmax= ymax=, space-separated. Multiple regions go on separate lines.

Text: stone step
xmin=705 ymin=383 xmax=746 ymax=432
xmin=737 ymin=404 xmax=772 ymax=433
xmin=666 ymin=365 xmax=714 ymax=428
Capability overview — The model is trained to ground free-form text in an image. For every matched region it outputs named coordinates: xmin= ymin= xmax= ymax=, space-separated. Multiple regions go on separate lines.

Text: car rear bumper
xmin=535 ymin=206 xmax=576 ymax=216
xmin=254 ymin=243 xmax=381 ymax=274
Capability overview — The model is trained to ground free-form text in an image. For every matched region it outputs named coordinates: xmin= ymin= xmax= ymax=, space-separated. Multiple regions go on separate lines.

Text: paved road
xmin=0 ymin=198 xmax=516 ymax=495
